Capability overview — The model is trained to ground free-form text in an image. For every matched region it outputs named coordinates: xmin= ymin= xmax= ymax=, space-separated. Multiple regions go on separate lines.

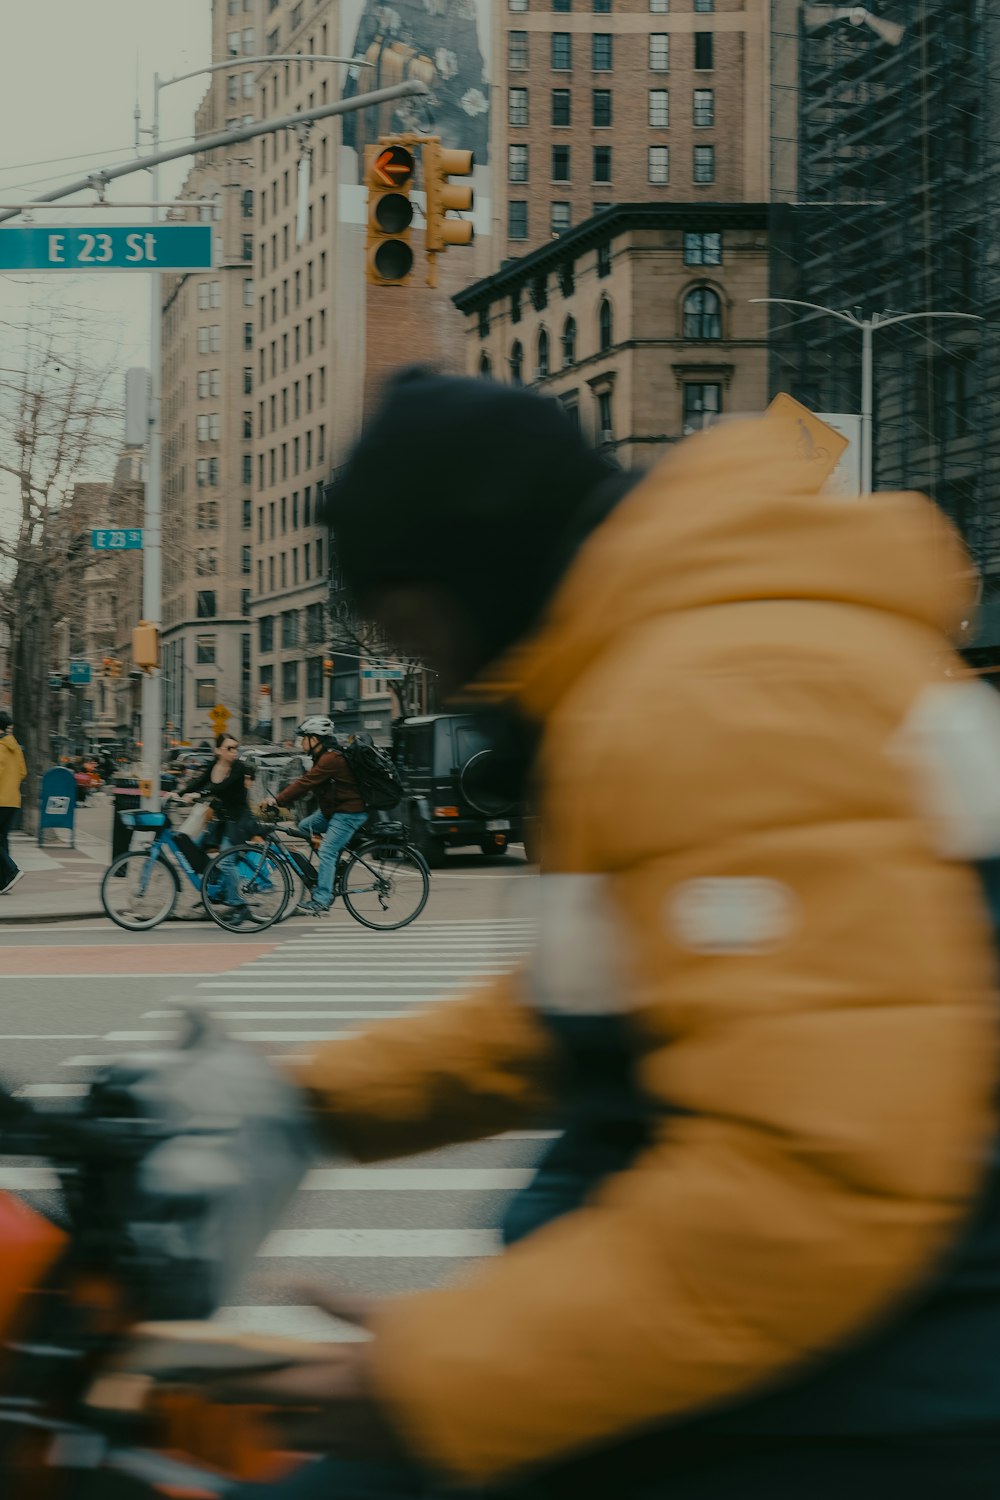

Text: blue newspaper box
xmin=38 ymin=766 xmax=77 ymax=848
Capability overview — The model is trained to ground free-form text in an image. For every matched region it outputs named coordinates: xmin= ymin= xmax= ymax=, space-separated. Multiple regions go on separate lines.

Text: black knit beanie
xmin=321 ymin=367 xmax=633 ymax=671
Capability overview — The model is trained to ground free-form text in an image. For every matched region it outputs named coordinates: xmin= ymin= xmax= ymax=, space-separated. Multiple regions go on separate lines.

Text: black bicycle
xmin=202 ymin=816 xmax=431 ymax=932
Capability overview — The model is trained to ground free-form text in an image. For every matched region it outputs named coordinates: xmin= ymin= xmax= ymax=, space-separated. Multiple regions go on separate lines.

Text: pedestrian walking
xmin=261 ymin=716 xmax=367 ymax=916
xmin=0 ymin=711 xmax=27 ymax=894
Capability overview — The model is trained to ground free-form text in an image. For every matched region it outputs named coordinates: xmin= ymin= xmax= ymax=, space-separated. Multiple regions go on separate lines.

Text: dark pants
xmin=0 ymin=806 xmax=18 ymax=887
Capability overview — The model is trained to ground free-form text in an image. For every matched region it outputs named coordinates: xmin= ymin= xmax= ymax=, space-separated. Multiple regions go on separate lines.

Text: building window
xmin=597 ymin=241 xmax=611 ymax=277
xmin=196 ymin=679 xmax=216 ymax=709
xmin=243 ymin=277 xmax=254 ymax=307
xmin=683 ymin=286 xmax=723 ymax=339
xmin=306 ymin=657 xmax=325 ymax=699
xmin=238 ymin=545 xmax=251 ymax=576
xmin=559 ymin=261 xmax=575 ymax=296
xmin=508 ymin=87 xmax=529 ymax=126
xmin=509 ymin=143 xmax=529 ymax=182
xmin=593 ymin=146 xmax=612 ymax=183
xmin=648 ymin=89 xmax=669 ymax=127
xmin=510 ymin=341 xmax=524 ymax=386
xmin=281 ymin=660 xmax=299 ymax=702
xmin=592 ymin=34 xmax=612 ymax=70
xmin=551 ymin=201 xmax=571 ymax=235
xmin=593 ymin=0 xmax=611 ymax=9
xmin=509 ymin=0 xmax=528 ymax=9
xmin=695 ymin=31 xmax=714 ymax=69
xmin=599 ymin=297 xmax=613 ymax=352
xmin=562 ymin=316 xmax=577 ymax=366
xmin=242 ymin=233 xmax=253 ymax=261
xmin=552 ymin=144 xmax=571 ymax=181
xmin=683 ymin=382 xmax=721 ymax=434
xmin=259 ymin=615 xmax=274 ymax=653
xmin=592 ymin=89 xmax=612 ymax=127
xmin=509 ymin=30 xmax=528 ymax=69
xmin=243 ymin=366 xmax=253 ymax=394
xmin=196 ymin=635 xmax=216 ymax=665
xmin=537 ymin=328 xmax=550 ymax=379
xmin=694 ymin=0 xmax=714 ymax=9
xmin=531 ymin=274 xmax=548 ymax=310
xmin=509 ymin=200 xmax=528 ymax=240
xmin=552 ymin=33 xmax=572 ymax=69
xmin=243 ymin=322 xmax=253 ymax=349
xmin=649 ymin=33 xmax=669 ymax=70
xmin=554 ymin=0 xmax=572 ymax=9
xmin=693 ymin=144 xmax=716 ymax=183
xmin=281 ymin=610 xmax=299 ymax=648
xmin=596 ymin=389 xmax=613 ymax=442
xmin=684 ymin=231 xmax=722 ymax=265
xmin=479 ymin=351 xmax=492 ymax=378
xmin=511 ymin=289 xmax=522 ymax=323
xmin=197 ymin=590 xmax=216 ymax=618
xmin=552 ymin=89 xmax=571 ymax=126
xmin=934 ymin=352 xmax=978 ymax=441
xmin=478 ymin=305 xmax=490 ymax=338
xmin=694 ymin=88 xmax=715 ymax=126
xmin=242 ymin=498 xmax=252 ymax=528
xmin=648 ymin=145 xmax=670 ymax=184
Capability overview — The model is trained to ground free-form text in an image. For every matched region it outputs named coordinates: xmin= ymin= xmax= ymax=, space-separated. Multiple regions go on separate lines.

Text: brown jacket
xmin=275 ymin=747 xmax=363 ymax=817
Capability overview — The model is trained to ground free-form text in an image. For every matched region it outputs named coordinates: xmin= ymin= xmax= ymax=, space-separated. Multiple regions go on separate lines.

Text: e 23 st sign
xmin=0 ymin=224 xmax=213 ymax=272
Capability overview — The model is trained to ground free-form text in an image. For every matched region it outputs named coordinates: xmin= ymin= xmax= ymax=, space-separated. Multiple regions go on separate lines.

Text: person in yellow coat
xmin=218 ymin=372 xmax=1000 ymax=1500
xmin=0 ymin=710 xmax=27 ymax=893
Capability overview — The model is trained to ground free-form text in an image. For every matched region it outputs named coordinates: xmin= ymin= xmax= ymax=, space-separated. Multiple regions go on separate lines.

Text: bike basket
xmin=120 ymin=811 xmax=169 ymax=831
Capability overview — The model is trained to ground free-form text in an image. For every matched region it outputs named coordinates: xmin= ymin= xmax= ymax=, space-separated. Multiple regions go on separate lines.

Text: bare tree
xmin=327 ymin=604 xmax=429 ymax=723
xmin=0 ymin=312 xmax=122 ymax=831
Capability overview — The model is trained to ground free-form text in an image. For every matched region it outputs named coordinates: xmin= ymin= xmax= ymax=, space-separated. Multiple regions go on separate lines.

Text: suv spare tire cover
xmin=459 ymin=750 xmax=518 ymax=818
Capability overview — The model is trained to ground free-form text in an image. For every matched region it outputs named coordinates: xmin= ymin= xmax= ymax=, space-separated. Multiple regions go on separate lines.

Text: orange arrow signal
xmin=373 ymin=146 xmax=414 ymax=188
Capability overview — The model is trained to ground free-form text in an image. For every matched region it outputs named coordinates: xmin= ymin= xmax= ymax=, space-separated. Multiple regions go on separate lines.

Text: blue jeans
xmin=298 ymin=809 xmax=368 ymax=908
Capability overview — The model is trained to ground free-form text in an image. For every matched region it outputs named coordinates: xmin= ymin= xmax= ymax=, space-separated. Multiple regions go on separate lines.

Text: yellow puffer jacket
xmin=0 ymin=732 xmax=27 ymax=808
xmin=295 ymin=421 xmax=999 ymax=1483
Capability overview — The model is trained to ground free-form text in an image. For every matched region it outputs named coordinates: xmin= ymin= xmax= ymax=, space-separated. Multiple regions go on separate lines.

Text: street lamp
xmin=142 ymin=54 xmax=371 ymax=807
xmin=750 ymin=299 xmax=982 ymax=494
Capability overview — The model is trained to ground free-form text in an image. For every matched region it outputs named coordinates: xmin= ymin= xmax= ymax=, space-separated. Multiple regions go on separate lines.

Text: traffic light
xmin=323 ymin=658 xmax=334 ymax=679
xmin=366 ymin=142 xmax=416 ymax=287
xmin=102 ymin=657 xmax=113 ymax=677
xmin=423 ymin=139 xmax=474 ymax=254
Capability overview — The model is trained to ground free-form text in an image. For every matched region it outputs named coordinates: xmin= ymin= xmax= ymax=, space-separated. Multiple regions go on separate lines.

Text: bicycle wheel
xmin=101 ymin=849 xmax=179 ymax=932
xmin=341 ymin=841 xmax=430 ymax=930
xmin=202 ymin=843 xmax=292 ymax=933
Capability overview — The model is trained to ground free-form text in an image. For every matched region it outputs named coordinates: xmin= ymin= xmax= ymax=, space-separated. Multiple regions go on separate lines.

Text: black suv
xmin=392 ymin=714 xmax=523 ymax=866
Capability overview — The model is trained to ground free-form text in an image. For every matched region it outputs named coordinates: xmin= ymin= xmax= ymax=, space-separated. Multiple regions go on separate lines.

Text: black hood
xmin=321 ymin=367 xmax=637 ymax=671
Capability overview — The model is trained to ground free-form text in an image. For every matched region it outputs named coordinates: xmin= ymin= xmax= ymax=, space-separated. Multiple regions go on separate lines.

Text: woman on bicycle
xmin=176 ymin=733 xmax=255 ymax=849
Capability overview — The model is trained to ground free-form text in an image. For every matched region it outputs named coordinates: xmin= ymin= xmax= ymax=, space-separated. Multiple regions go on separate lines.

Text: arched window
xmin=510 ymin=340 xmax=523 ymax=386
xmin=562 ymin=316 xmax=577 ymax=367
xmin=537 ymin=328 xmax=550 ymax=379
xmin=479 ymin=351 xmax=492 ymax=379
xmin=683 ymin=286 xmax=722 ymax=340
xmin=599 ymin=297 xmax=613 ymax=353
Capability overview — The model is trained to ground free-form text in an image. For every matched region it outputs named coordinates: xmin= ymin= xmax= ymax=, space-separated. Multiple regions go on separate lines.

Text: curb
xmin=0 ymin=910 xmax=104 ymax=926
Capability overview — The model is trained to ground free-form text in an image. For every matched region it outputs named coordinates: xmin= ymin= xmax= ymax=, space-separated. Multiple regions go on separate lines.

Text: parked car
xmin=391 ymin=713 xmax=524 ymax=866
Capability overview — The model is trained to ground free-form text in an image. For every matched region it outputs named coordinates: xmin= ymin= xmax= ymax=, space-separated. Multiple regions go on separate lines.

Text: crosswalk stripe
xmin=199 ymin=977 xmax=496 ymax=988
xmin=16 ymin=1083 xmax=88 ymax=1098
xmin=145 ymin=1009 xmax=414 ymax=1020
xmin=104 ymin=1029 xmax=354 ymax=1043
xmin=0 ymin=1166 xmax=532 ymax=1193
xmin=176 ymin=994 xmax=468 ymax=1004
xmin=211 ymin=1307 xmax=369 ymax=1342
xmin=260 ymin=1228 xmax=499 ymax=1257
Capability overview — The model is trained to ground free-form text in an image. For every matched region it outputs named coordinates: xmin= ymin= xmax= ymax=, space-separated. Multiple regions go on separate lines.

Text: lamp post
xmin=142 ymin=54 xmax=371 ymax=807
xmin=751 ymin=298 xmax=982 ymax=494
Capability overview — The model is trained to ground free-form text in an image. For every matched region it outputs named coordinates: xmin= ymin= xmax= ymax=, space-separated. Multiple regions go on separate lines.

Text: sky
xmin=0 ymin=0 xmax=213 ymax=484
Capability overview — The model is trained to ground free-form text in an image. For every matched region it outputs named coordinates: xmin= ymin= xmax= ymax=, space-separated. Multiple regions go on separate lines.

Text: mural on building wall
xmin=339 ymin=0 xmax=490 ymax=180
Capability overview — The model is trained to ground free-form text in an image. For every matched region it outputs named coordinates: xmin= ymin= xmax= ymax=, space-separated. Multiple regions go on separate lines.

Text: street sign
xmin=92 ymin=528 xmax=143 ymax=551
xmin=47 ymin=674 xmax=63 ymax=690
xmin=816 ymin=413 xmax=863 ymax=498
xmin=0 ymin=225 xmax=213 ymax=273
xmin=765 ymin=395 xmax=850 ymax=487
xmin=361 ymin=668 xmax=404 ymax=679
xmin=69 ymin=661 xmax=92 ymax=686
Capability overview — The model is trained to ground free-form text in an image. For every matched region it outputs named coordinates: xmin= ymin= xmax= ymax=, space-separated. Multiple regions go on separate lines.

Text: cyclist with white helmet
xmin=261 ymin=716 xmax=367 ymax=916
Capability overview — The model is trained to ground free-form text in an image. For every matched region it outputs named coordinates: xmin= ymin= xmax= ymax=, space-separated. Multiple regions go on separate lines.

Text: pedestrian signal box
xmin=366 ymin=143 xmax=415 ymax=286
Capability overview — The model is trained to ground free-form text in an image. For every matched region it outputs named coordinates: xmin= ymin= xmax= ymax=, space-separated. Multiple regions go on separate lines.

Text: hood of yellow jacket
xmin=466 ymin=419 xmax=974 ymax=722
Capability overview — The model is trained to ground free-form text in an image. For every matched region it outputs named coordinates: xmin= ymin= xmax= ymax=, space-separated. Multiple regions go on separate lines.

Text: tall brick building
xmin=492 ymin=0 xmax=769 ymax=262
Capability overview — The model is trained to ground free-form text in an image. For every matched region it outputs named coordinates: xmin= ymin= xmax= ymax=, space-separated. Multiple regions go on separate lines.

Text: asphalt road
xmin=0 ymin=855 xmax=545 ymax=1340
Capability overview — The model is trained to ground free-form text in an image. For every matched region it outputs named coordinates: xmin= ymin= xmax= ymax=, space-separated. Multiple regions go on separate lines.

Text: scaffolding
xmin=769 ymin=0 xmax=1000 ymax=646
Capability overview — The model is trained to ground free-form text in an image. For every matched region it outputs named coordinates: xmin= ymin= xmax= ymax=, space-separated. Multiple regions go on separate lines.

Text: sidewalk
xmin=1 ymin=797 xmax=111 ymax=923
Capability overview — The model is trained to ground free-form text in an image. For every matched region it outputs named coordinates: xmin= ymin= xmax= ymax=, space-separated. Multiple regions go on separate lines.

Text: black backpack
xmin=341 ymin=740 xmax=405 ymax=811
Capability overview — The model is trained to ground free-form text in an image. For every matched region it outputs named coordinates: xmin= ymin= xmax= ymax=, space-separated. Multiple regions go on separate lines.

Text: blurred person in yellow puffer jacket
xmin=219 ymin=371 xmax=1000 ymax=1500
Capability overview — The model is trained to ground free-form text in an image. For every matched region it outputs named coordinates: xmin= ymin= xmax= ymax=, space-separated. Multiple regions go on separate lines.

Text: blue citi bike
xmin=100 ymin=805 xmax=293 ymax=933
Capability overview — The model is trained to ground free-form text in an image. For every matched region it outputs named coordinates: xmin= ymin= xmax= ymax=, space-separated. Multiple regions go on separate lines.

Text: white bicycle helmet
xmin=296 ymin=716 xmax=336 ymax=741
